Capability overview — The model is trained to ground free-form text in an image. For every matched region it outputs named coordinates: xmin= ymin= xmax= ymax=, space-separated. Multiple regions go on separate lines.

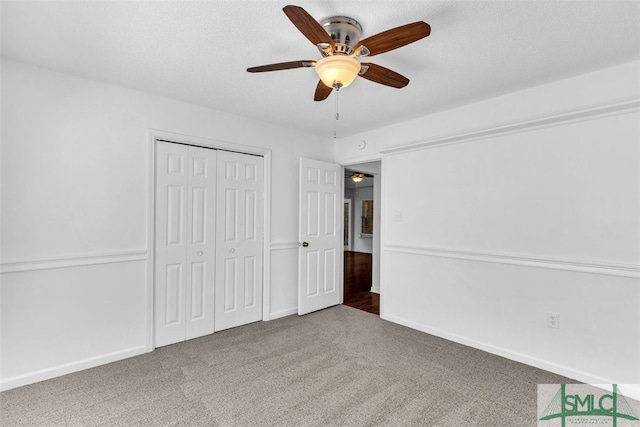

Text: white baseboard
xmin=381 ymin=313 xmax=640 ymax=401
xmin=269 ymin=307 xmax=298 ymax=320
xmin=0 ymin=345 xmax=149 ymax=392
xmin=370 ymin=288 xmax=380 ymax=294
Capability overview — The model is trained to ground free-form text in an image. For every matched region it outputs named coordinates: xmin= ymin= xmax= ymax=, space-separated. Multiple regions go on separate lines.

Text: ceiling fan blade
xmin=283 ymin=5 xmax=334 ymax=48
xmin=359 ymin=63 xmax=409 ymax=88
xmin=247 ymin=60 xmax=315 ymax=73
xmin=314 ymin=80 xmax=333 ymax=101
xmin=355 ymin=21 xmax=431 ymax=57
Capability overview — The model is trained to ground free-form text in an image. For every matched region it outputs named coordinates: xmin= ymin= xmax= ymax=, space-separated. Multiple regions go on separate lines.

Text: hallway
xmin=343 ymin=251 xmax=379 ymax=315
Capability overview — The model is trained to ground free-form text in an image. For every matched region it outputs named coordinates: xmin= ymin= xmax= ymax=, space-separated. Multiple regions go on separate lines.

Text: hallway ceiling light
xmin=351 ymin=172 xmax=365 ymax=183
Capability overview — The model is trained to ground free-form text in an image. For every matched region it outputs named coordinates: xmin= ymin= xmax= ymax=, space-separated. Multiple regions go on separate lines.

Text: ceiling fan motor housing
xmin=320 ymin=16 xmax=362 ymax=55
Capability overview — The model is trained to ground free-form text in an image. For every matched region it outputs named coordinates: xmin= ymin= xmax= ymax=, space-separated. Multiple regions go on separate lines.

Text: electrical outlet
xmin=547 ymin=312 xmax=560 ymax=329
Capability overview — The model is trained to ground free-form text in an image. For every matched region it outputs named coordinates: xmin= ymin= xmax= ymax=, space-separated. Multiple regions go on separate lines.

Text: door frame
xmin=146 ymin=129 xmax=272 ymax=351
xmin=343 ymin=198 xmax=352 ymax=251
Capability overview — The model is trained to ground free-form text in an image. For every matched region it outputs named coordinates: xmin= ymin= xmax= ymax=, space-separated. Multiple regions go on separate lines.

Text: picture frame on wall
xmin=361 ymin=199 xmax=373 ymax=237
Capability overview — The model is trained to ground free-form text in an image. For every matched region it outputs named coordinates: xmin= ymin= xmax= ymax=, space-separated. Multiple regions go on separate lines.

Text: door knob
xmin=197 ymin=251 xmax=204 ymax=256
xmin=302 ymin=242 xmax=309 ymax=247
xmin=230 ymin=248 xmax=236 ymax=253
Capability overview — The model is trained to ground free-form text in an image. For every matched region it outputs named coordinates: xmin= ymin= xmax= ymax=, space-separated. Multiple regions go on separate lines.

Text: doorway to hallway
xmin=343 ymin=251 xmax=379 ymax=315
xmin=343 ymin=161 xmax=381 ymax=315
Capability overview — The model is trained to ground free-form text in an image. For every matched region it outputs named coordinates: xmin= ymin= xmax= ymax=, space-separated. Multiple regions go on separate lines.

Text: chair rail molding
xmin=384 ymin=243 xmax=640 ymax=278
xmin=270 ymin=241 xmax=300 ymax=251
xmin=0 ymin=249 xmax=148 ymax=274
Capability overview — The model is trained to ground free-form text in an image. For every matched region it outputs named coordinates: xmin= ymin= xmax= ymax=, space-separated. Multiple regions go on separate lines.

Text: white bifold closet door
xmin=155 ymin=142 xmax=264 ymax=347
xmin=215 ymin=151 xmax=264 ymax=332
xmin=155 ymin=141 xmax=217 ymax=347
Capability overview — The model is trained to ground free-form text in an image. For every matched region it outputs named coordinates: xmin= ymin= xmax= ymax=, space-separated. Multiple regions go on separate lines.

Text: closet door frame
xmin=146 ymin=130 xmax=272 ymax=350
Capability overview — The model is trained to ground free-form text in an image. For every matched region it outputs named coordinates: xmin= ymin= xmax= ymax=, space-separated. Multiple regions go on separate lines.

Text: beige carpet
xmin=1 ymin=305 xmax=574 ymax=426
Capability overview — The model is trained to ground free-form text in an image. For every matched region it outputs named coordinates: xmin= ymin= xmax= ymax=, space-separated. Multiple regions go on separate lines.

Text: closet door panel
xmin=215 ymin=152 xmax=264 ymax=331
xmin=155 ymin=142 xmax=216 ymax=346
xmin=185 ymin=147 xmax=216 ymax=340
xmin=155 ymin=142 xmax=189 ymax=347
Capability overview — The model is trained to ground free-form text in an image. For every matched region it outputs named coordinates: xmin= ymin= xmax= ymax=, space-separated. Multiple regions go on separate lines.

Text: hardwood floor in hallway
xmin=343 ymin=251 xmax=379 ymax=315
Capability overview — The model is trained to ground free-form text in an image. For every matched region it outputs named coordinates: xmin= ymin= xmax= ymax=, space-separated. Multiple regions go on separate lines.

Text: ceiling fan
xmin=247 ymin=5 xmax=431 ymax=101
xmin=346 ymin=171 xmax=373 ymax=183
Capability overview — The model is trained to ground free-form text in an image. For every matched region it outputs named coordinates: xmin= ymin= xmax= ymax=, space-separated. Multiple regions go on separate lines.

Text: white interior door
xmin=155 ymin=141 xmax=216 ymax=347
xmin=298 ymin=158 xmax=342 ymax=315
xmin=215 ymin=151 xmax=264 ymax=331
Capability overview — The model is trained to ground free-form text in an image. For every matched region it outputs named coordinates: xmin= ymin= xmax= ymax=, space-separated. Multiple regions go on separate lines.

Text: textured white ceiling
xmin=2 ymin=1 xmax=639 ymax=139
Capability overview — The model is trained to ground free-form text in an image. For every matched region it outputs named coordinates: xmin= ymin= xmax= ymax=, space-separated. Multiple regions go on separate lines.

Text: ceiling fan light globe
xmin=315 ymin=55 xmax=360 ymax=89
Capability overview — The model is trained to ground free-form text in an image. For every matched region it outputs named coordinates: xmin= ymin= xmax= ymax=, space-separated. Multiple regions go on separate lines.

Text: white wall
xmin=335 ymin=60 xmax=640 ymax=397
xmin=0 ymin=59 xmax=332 ymax=390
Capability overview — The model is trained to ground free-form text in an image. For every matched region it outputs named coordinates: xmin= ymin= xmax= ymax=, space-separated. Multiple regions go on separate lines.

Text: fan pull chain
xmin=333 ymin=88 xmax=340 ymax=139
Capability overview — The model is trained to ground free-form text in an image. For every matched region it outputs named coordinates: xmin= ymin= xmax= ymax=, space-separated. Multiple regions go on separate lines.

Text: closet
xmin=154 ymin=141 xmax=264 ymax=347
